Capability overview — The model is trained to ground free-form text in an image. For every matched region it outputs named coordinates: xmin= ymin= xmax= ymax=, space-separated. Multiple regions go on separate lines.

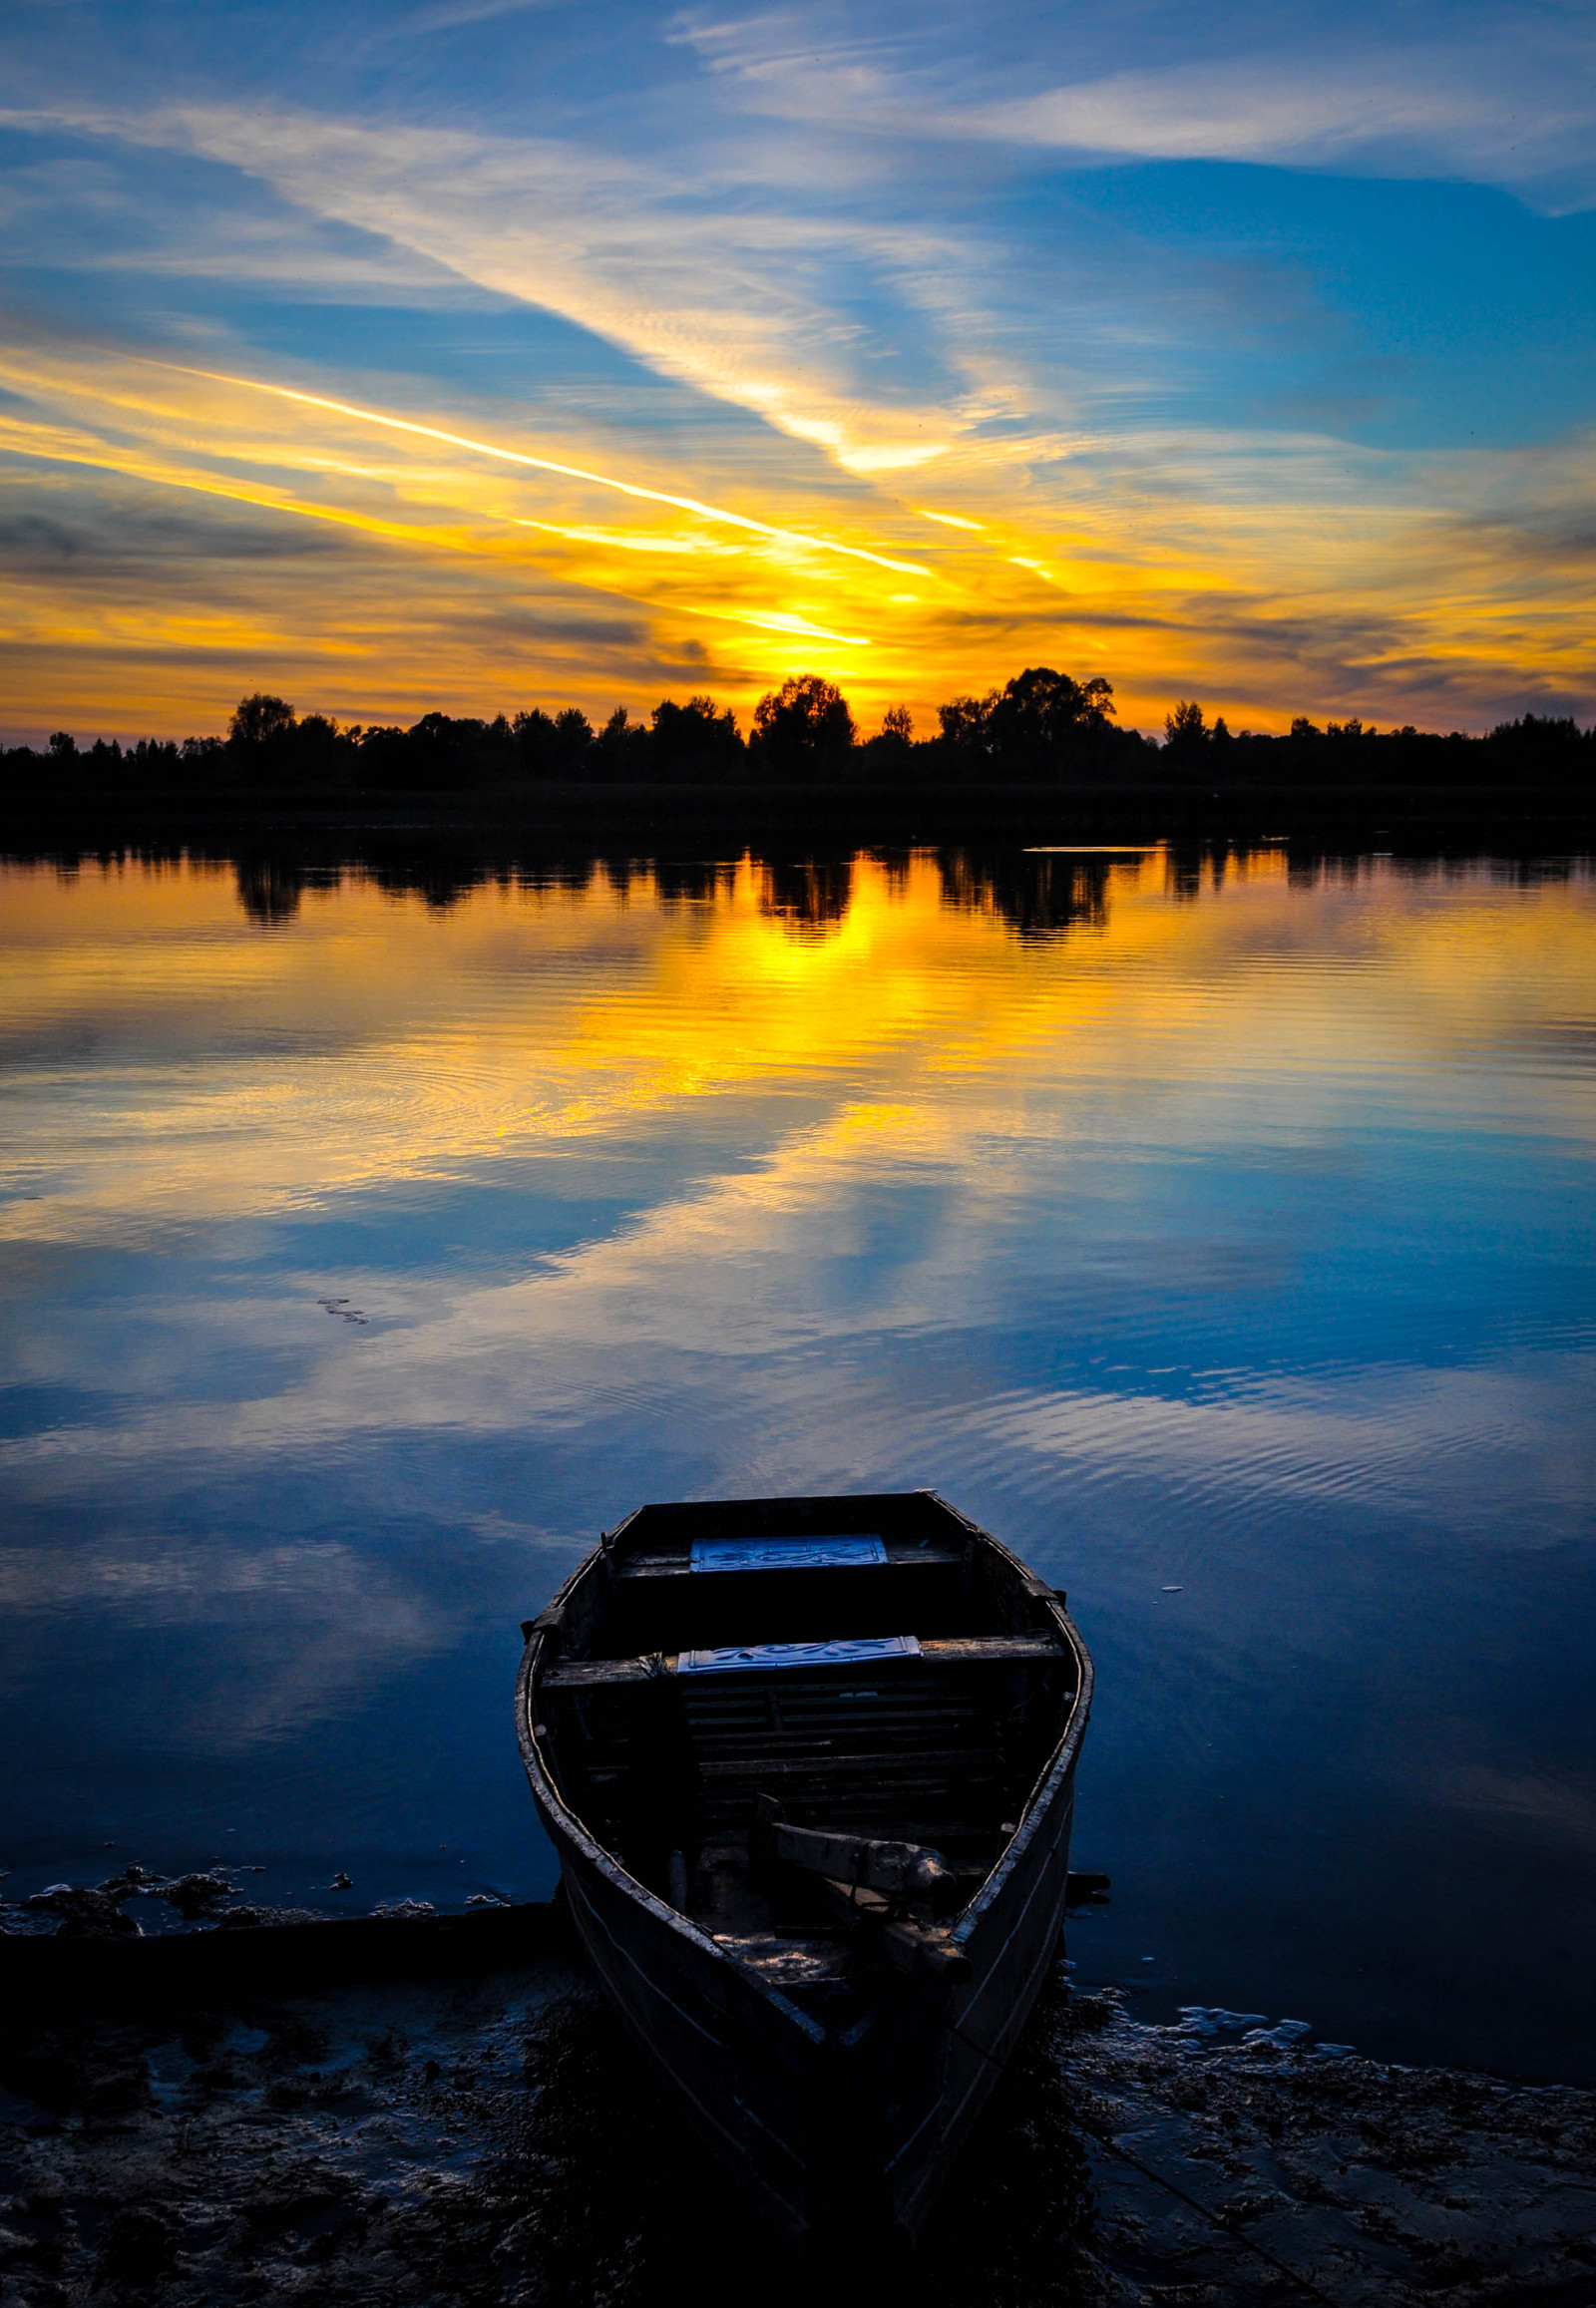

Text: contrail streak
xmin=150 ymin=361 xmax=933 ymax=578
xmin=683 ymin=604 xmax=870 ymax=645
xmin=0 ymin=419 xmax=875 ymax=647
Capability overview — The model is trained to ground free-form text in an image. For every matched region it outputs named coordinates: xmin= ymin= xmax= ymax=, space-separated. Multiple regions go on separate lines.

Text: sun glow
xmin=1 ymin=327 xmax=1591 ymax=737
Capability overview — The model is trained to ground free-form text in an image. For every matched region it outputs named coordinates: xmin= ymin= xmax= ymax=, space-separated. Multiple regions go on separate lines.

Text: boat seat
xmin=615 ymin=1536 xmax=967 ymax=1579
xmin=604 ymin=1541 xmax=973 ymax=1652
xmin=548 ymin=1640 xmax=1070 ymax=1851
xmin=540 ymin=1634 xmax=1065 ymax=1689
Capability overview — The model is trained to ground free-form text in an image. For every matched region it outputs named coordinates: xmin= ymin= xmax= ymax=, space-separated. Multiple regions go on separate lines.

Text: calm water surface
xmin=2 ymin=844 xmax=1593 ymax=2081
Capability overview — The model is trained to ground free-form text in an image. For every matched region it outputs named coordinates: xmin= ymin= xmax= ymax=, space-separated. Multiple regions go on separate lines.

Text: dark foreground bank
xmin=3 ymin=1907 xmax=1593 ymax=2306
xmin=4 ymin=772 xmax=1595 ymax=855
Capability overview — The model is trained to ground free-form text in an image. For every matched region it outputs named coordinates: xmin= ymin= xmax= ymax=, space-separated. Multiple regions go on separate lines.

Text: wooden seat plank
xmin=616 ymin=1542 xmax=967 ymax=1581
xmin=541 ymin=1633 xmax=1063 ymax=1690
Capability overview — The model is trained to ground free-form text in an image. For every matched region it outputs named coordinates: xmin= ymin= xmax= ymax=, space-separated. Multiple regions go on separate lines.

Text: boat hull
xmin=535 ymin=1734 xmax=1081 ymax=2243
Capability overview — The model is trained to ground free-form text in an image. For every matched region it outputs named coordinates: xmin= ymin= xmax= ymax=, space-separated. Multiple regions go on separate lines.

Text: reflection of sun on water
xmin=0 ymin=850 xmax=1593 ymax=1250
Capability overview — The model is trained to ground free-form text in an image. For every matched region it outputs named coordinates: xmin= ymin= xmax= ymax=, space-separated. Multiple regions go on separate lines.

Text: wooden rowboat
xmin=514 ymin=1490 xmax=1092 ymax=2245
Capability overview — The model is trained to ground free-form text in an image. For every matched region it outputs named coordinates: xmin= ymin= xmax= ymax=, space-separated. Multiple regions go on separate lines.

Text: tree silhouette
xmin=858 ymin=700 xmax=916 ymax=781
xmin=990 ymin=667 xmax=1114 ymax=765
xmin=21 ymin=662 xmax=1591 ymax=813
xmin=553 ymin=708 xmax=595 ymax=768
xmin=939 ymin=667 xmax=1117 ymax=776
xmin=752 ymin=675 xmax=855 ymax=777
xmin=513 ymin=707 xmax=559 ymax=772
xmin=651 ymin=693 xmax=743 ymax=778
xmin=229 ymin=693 xmax=295 ymax=746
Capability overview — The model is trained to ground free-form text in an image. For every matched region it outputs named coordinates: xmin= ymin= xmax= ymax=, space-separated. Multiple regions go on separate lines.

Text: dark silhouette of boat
xmin=515 ymin=1490 xmax=1092 ymax=2244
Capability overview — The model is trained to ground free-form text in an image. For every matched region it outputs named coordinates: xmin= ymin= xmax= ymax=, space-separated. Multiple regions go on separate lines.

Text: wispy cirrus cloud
xmin=0 ymin=0 xmax=1592 ymax=732
xmin=679 ymin=4 xmax=1596 ymax=207
xmin=0 ymin=95 xmax=974 ymax=478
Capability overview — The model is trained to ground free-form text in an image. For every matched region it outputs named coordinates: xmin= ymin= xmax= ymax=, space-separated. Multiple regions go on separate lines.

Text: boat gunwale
xmin=514 ymin=1488 xmax=1092 ymax=2013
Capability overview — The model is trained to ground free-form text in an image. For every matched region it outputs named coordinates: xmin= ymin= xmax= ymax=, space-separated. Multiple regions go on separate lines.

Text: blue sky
xmin=2 ymin=0 xmax=1593 ymax=737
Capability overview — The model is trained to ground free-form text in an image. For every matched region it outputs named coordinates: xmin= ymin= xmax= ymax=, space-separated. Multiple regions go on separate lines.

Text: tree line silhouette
xmin=7 ymin=667 xmax=1593 ymax=797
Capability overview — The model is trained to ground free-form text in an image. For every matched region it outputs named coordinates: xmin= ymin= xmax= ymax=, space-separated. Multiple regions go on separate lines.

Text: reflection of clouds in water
xmin=2 ymin=850 xmax=1594 ymax=1729
xmin=0 ymin=1496 xmax=591 ymax=1752
xmin=0 ymin=1537 xmax=447 ymax=1749
xmin=0 ymin=1536 xmax=380 ymax=1616
xmin=6 ymin=1170 xmax=1593 ymax=1558
xmin=1417 ymin=1761 xmax=1596 ymax=1851
xmin=970 ymin=1362 xmax=1596 ymax=1550
xmin=3 ymin=851 xmax=1594 ymax=1260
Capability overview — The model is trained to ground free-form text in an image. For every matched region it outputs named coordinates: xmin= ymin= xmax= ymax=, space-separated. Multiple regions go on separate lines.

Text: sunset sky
xmin=2 ymin=0 xmax=1593 ymax=742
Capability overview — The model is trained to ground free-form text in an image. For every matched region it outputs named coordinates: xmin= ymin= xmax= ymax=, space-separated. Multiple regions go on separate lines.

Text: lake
xmin=2 ymin=839 xmax=1593 ymax=2084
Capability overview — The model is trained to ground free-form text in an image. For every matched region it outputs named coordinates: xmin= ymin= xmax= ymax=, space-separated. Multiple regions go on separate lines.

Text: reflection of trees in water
xmin=517 ymin=859 xmax=619 ymax=899
xmin=937 ymin=850 xmax=1114 ymax=940
xmin=1164 ymin=846 xmax=1205 ymax=904
xmin=872 ymin=850 xmax=913 ymax=902
xmin=756 ymin=857 xmax=854 ymax=934
xmin=8 ymin=840 xmax=1588 ymax=941
xmin=234 ymin=858 xmax=308 ymax=926
xmin=224 ymin=845 xmax=755 ymax=921
xmin=367 ymin=859 xmax=497 ymax=913
xmin=1167 ymin=841 xmax=1303 ymax=900
xmin=653 ymin=860 xmax=739 ymax=911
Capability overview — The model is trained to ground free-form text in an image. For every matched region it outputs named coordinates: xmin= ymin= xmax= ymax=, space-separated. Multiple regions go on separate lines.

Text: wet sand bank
xmin=3 ymin=1925 xmax=1592 ymax=2306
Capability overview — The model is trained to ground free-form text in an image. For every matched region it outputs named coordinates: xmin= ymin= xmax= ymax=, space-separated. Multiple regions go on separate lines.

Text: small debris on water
xmin=1161 ymin=1583 xmax=1184 ymax=1592
xmin=160 ymin=1871 xmax=244 ymax=1921
xmin=20 ymin=1884 xmax=142 ymax=1939
xmin=1175 ymin=2006 xmax=1269 ymax=2037
xmin=1241 ymin=2017 xmax=1316 ymax=2052
xmin=318 ymin=1297 xmax=369 ymax=1325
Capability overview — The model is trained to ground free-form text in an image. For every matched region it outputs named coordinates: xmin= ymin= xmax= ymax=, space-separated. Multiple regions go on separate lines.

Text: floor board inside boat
xmin=688 ymin=1837 xmax=774 ymax=1936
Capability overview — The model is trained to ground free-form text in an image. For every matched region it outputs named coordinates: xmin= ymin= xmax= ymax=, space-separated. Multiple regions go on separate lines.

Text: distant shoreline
xmin=4 ymin=777 xmax=1594 ymax=856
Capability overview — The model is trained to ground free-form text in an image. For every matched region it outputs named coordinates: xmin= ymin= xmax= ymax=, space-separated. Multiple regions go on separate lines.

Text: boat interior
xmin=528 ymin=1493 xmax=1080 ymax=1991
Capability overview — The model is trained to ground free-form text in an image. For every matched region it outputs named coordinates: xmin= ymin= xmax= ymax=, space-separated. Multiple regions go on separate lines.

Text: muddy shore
xmin=3 ymin=1904 xmax=1593 ymax=2306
